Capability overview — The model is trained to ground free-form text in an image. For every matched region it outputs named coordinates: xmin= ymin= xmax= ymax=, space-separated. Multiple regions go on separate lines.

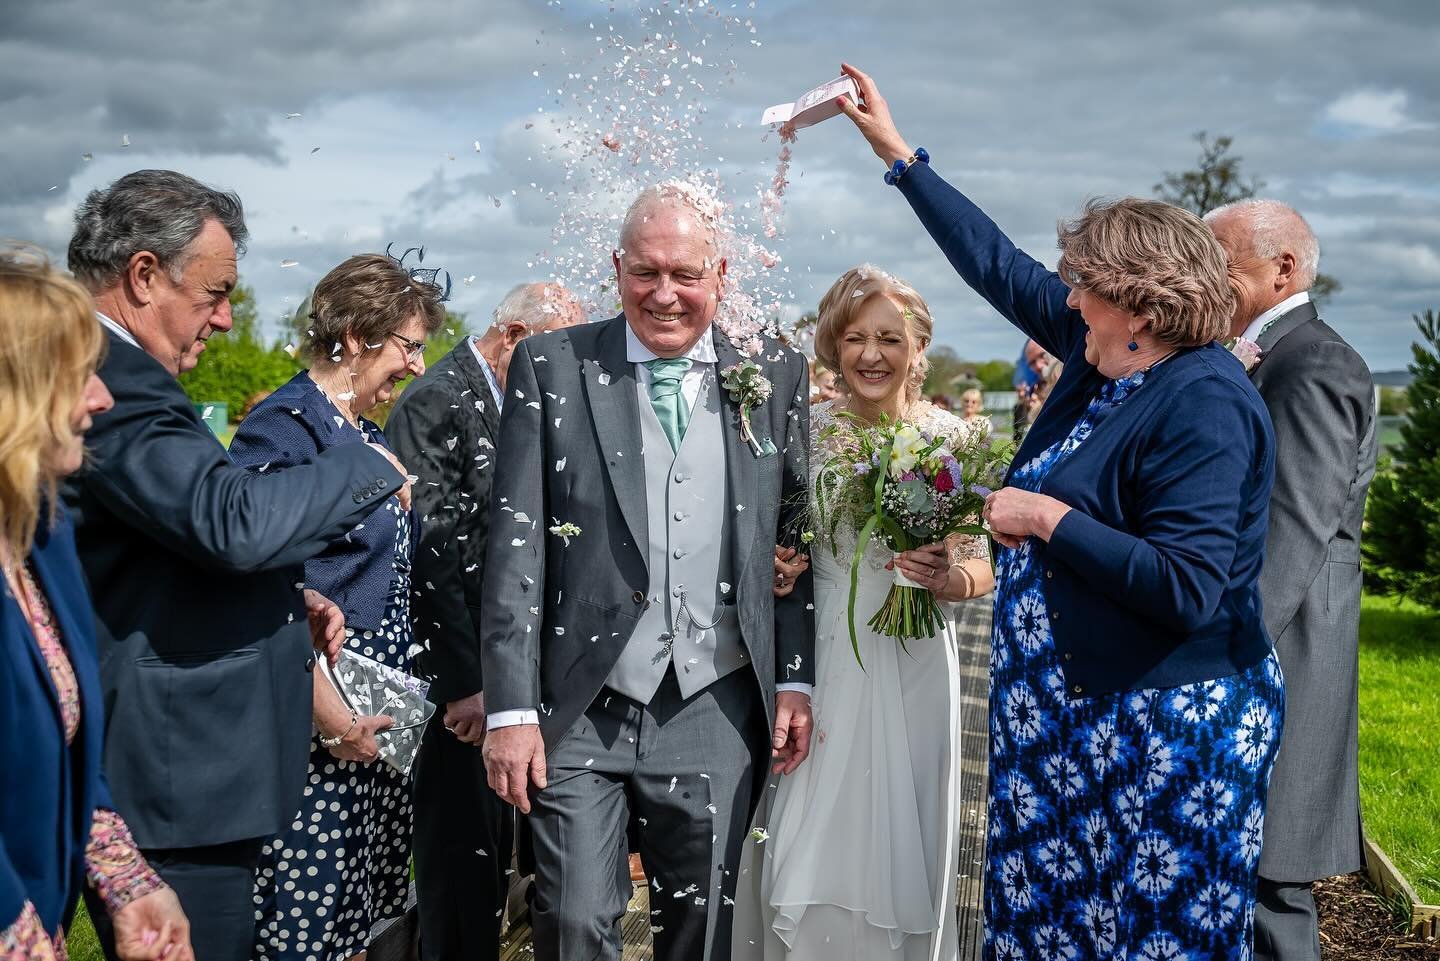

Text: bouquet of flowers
xmin=815 ymin=414 xmax=1013 ymax=666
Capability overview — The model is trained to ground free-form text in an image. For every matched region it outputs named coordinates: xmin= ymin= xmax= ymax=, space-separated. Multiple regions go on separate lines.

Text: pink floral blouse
xmin=1 ymin=564 xmax=166 ymax=959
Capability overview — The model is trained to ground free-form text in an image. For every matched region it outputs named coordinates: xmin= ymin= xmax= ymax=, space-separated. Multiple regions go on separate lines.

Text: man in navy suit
xmin=61 ymin=170 xmax=412 ymax=961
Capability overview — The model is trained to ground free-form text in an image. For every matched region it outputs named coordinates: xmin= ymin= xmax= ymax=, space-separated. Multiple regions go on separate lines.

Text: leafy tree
xmin=1155 ymin=131 xmax=1265 ymax=217
xmin=1156 ymin=131 xmax=1341 ymax=307
xmin=922 ymin=346 xmax=1016 ymax=396
xmin=1379 ymin=385 xmax=1410 ymax=417
xmin=179 ymin=284 xmax=300 ymax=422
xmin=1363 ymin=309 xmax=1440 ymax=608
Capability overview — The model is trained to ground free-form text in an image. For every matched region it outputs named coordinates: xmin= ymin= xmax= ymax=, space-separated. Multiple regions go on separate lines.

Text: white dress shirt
xmin=96 ymin=312 xmax=141 ymax=349
xmin=468 ymin=336 xmax=506 ymax=411
xmin=486 ymin=321 xmax=810 ymax=731
xmin=1241 ymin=290 xmax=1310 ymax=344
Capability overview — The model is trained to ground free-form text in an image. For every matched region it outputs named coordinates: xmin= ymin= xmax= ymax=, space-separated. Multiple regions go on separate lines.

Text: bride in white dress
xmin=734 ymin=266 xmax=994 ymax=961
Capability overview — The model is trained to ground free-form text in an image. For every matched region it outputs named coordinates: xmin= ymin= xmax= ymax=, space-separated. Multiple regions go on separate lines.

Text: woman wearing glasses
xmin=229 ymin=253 xmax=443 ymax=961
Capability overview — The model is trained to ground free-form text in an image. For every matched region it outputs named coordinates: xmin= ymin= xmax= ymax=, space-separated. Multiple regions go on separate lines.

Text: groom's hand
xmin=771 ymin=691 xmax=814 ymax=776
xmin=483 ymin=723 xmax=547 ymax=813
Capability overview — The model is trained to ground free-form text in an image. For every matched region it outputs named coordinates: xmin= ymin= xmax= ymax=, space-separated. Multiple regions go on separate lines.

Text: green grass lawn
xmin=1358 ymin=593 xmax=1440 ymax=905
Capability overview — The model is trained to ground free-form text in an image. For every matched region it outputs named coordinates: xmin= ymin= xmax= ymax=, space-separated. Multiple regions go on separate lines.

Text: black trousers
xmin=412 ymin=714 xmax=515 ymax=961
xmin=1253 ymin=877 xmax=1322 ymax=961
xmin=86 ymin=837 xmax=264 ymax=961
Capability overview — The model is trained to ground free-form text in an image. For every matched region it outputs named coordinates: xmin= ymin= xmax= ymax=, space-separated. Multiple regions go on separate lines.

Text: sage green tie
xmin=644 ymin=357 xmax=692 ymax=451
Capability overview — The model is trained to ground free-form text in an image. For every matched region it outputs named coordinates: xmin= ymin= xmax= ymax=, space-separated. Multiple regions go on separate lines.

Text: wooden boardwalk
xmin=498 ymin=598 xmax=993 ymax=960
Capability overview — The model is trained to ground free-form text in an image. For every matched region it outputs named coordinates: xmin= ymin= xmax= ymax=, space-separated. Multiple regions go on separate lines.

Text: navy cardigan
xmin=229 ymin=372 xmax=415 ymax=632
xmin=1 ymin=511 xmax=108 ymax=933
xmin=898 ymin=163 xmax=1277 ymax=696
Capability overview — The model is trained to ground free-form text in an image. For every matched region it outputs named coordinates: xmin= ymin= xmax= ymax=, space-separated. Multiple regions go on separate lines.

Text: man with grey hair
xmin=1206 ymin=199 xmax=1376 ymax=961
xmin=61 ymin=170 xmax=410 ymax=961
xmin=480 ymin=184 xmax=815 ymax=961
xmin=386 ymin=281 xmax=583 ymax=961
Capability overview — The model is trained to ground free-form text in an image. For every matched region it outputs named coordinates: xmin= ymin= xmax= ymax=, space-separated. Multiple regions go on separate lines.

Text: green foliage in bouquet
xmin=813 ymin=413 xmax=1014 ymax=667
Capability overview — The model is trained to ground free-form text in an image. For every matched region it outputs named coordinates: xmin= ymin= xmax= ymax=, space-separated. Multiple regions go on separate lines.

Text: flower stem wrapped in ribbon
xmin=815 ymin=414 xmax=1013 ymax=667
xmin=721 ymin=360 xmax=774 ymax=455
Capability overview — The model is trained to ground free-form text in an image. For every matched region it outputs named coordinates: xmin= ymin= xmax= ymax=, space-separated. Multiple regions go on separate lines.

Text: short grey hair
xmin=1205 ymin=199 xmax=1319 ymax=290
xmin=492 ymin=282 xmax=575 ymax=331
xmin=67 ymin=169 xmax=248 ymax=291
xmin=617 ymin=181 xmax=724 ymax=256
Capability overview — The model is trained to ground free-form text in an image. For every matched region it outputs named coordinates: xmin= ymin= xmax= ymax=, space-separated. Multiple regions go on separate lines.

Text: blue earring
xmin=1127 ymin=340 xmax=1139 ymax=352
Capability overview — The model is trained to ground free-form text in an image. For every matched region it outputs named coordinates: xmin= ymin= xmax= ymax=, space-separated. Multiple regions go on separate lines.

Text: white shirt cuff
xmin=775 ymin=683 xmax=813 ymax=698
xmin=486 ymin=709 xmax=540 ymax=729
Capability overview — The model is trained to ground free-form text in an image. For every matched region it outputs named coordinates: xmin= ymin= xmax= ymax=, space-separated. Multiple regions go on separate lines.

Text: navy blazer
xmin=1 ymin=512 xmax=107 ymax=933
xmin=898 ymin=164 xmax=1276 ymax=695
xmin=61 ymin=331 xmax=404 ymax=849
xmin=229 ymin=371 xmax=415 ymax=632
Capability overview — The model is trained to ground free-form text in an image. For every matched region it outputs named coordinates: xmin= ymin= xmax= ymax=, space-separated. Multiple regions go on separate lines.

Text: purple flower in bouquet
xmin=971 ymin=484 xmax=994 ymax=499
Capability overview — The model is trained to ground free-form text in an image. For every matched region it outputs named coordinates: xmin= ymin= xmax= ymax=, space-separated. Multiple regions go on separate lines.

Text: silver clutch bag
xmin=318 ymin=649 xmax=436 ymax=776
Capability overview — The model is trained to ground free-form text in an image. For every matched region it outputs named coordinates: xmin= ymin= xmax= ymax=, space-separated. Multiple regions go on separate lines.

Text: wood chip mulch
xmin=1316 ymin=873 xmax=1440 ymax=959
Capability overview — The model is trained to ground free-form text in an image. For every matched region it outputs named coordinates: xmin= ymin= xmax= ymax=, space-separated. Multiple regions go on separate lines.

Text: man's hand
xmin=112 ymin=886 xmax=194 ymax=961
xmin=303 ymin=589 xmax=345 ymax=665
xmin=367 ymin=443 xmax=414 ymax=511
xmin=771 ymin=690 xmax=814 ymax=776
xmin=444 ymin=692 xmax=488 ymax=745
xmin=483 ymin=723 xmax=547 ymax=813
xmin=772 ymin=545 xmax=809 ymax=598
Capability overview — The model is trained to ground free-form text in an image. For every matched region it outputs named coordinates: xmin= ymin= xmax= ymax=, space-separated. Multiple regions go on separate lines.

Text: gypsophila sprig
xmin=813 ymin=412 xmax=1014 ymax=667
xmin=547 ymin=521 xmax=582 ymax=546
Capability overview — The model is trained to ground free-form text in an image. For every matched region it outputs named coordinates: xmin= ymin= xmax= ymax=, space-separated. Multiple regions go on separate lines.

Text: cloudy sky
xmin=3 ymin=0 xmax=1437 ymax=371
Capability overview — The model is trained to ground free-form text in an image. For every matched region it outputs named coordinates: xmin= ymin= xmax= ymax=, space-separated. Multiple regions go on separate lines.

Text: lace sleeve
xmin=87 ymin=808 xmax=167 ymax=914
xmin=1 ymin=903 xmax=58 ymax=961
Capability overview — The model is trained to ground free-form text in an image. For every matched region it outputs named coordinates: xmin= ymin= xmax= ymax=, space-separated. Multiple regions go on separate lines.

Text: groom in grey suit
xmin=1208 ymin=200 xmax=1377 ymax=961
xmin=480 ymin=184 xmax=816 ymax=961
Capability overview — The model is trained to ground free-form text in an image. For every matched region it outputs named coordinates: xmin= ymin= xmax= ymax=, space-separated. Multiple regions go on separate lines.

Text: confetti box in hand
xmin=761 ymin=76 xmax=860 ymax=130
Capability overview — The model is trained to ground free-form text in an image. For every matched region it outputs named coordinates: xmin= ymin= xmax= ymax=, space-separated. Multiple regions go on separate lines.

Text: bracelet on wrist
xmin=319 ymin=710 xmax=358 ymax=748
xmin=884 ymin=147 xmax=930 ymax=186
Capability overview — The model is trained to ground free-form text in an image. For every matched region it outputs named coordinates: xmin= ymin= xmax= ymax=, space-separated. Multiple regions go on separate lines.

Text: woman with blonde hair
xmin=0 ymin=247 xmax=193 ymax=961
xmin=839 ymin=65 xmax=1282 ymax=960
xmin=738 ymin=264 xmax=995 ymax=961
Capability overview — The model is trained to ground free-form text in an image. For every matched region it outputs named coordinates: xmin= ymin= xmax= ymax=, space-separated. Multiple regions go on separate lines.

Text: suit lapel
xmin=1256 ymin=301 xmax=1319 ymax=357
xmin=583 ymin=318 xmax=648 ymax=562
xmin=449 ymin=338 xmax=503 ymax=441
xmin=713 ymin=331 xmax=760 ymax=585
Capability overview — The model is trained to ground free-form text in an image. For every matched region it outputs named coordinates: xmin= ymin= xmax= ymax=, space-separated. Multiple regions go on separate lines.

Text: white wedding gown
xmin=733 ymin=402 xmax=988 ymax=961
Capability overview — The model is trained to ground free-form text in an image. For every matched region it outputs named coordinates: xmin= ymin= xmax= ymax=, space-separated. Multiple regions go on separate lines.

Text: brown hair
xmin=814 ymin=265 xmax=934 ymax=402
xmin=302 ymin=254 xmax=446 ymax=363
xmin=1057 ymin=197 xmax=1234 ymax=346
xmin=0 ymin=245 xmax=105 ymax=560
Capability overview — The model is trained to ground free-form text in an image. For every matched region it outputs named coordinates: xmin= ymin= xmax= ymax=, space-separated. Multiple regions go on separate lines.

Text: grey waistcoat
xmin=604 ymin=366 xmax=748 ymax=703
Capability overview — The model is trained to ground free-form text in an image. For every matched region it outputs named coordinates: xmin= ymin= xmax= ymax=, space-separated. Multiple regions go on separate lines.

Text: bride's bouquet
xmin=815 ymin=414 xmax=1013 ymax=666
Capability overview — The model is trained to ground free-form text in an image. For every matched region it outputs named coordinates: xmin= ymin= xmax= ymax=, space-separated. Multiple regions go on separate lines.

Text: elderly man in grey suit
xmin=1207 ymin=200 xmax=1377 ymax=961
xmin=480 ymin=183 xmax=816 ymax=961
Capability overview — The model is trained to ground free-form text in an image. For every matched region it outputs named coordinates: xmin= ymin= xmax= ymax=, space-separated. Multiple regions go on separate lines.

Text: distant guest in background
xmin=61 ymin=170 xmax=408 ymax=961
xmin=229 ymin=254 xmax=445 ymax=961
xmin=1 ymin=247 xmax=192 ymax=961
xmin=958 ymin=386 xmax=988 ymax=433
xmin=1011 ymin=338 xmax=1053 ymax=442
xmin=809 ymin=360 xmax=841 ymax=404
xmin=387 ymin=281 xmax=582 ymax=961
xmin=1206 ymin=200 xmax=1376 ymax=961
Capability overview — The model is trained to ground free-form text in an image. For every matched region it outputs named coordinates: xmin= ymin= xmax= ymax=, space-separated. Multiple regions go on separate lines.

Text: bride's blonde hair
xmin=813 ymin=264 xmax=933 ymax=403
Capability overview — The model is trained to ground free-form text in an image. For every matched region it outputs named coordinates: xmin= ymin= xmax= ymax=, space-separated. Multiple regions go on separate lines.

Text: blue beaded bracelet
xmin=884 ymin=147 xmax=930 ymax=185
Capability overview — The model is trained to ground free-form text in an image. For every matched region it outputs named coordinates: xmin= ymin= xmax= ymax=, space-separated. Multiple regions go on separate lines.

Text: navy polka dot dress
xmin=252 ymin=486 xmax=416 ymax=960
xmin=985 ymin=371 xmax=1285 ymax=961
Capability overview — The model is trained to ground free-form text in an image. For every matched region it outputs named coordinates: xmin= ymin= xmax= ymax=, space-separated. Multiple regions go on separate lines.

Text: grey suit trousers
xmin=1253 ymin=879 xmax=1321 ymax=961
xmin=527 ymin=668 xmax=765 ymax=961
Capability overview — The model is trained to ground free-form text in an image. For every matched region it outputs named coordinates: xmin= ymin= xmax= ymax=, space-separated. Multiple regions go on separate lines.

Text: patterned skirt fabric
xmin=985 ymin=371 xmax=1285 ymax=961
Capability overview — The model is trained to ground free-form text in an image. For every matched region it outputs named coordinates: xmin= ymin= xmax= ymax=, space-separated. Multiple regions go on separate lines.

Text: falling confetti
xmin=280 ymin=259 xmax=299 ymax=268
